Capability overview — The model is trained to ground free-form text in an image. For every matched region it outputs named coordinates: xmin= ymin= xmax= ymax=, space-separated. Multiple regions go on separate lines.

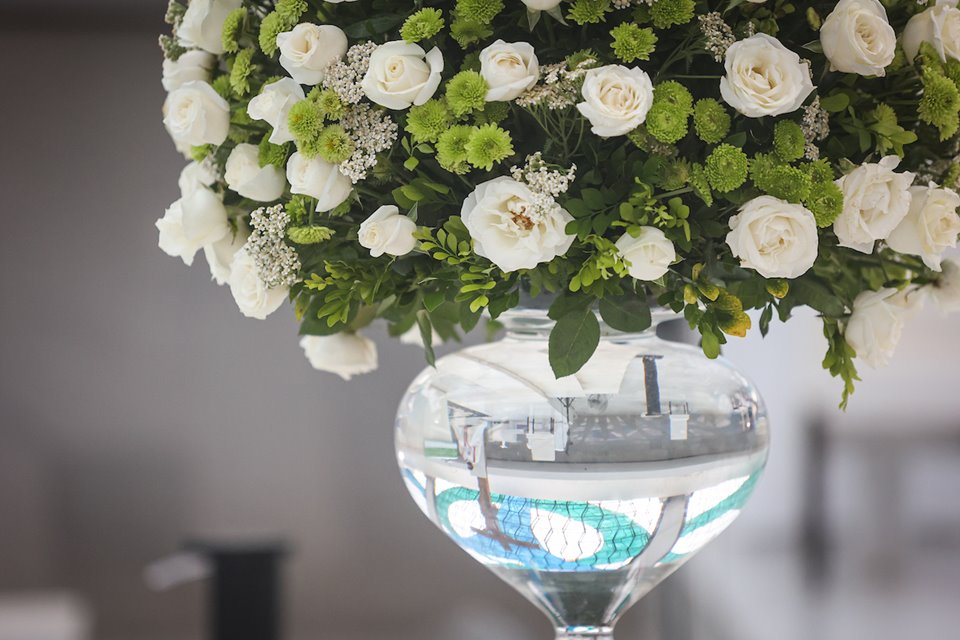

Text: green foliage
xmin=568 ymin=0 xmax=612 ymax=25
xmin=549 ymin=306 xmax=601 ymax=377
xmin=446 ymin=71 xmax=489 ymax=117
xmin=650 ymin=0 xmax=695 ymax=29
xmin=259 ymin=135 xmax=290 ymax=169
xmin=692 ymin=99 xmax=731 ymax=144
xmin=402 ymin=8 xmax=445 ymax=43
xmin=610 ymin=23 xmax=657 ymax=63
xmin=773 ymin=120 xmax=805 ymax=162
xmin=705 ymin=144 xmax=748 ymax=193
xmin=823 ymin=318 xmax=860 ymax=410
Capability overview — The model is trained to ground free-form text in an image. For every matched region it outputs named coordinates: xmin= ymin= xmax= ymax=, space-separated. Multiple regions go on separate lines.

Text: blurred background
xmin=1 ymin=2 xmax=959 ymax=639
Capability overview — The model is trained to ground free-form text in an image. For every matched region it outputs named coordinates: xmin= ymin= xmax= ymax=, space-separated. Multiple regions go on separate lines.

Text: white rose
xmin=277 ymin=23 xmax=348 ymax=86
xmin=204 ymin=223 xmax=249 ymax=286
xmin=480 ymin=40 xmax=540 ymax=102
xmin=299 ymin=333 xmax=378 ymax=380
xmin=228 ymin=247 xmax=288 ymax=320
xmin=930 ymin=258 xmax=960 ymax=311
xmin=887 ymin=184 xmax=960 ymax=270
xmin=177 ymin=0 xmax=242 ymax=55
xmin=720 ymin=34 xmax=814 ymax=118
xmin=163 ymin=81 xmax=231 ymax=148
xmin=461 ymin=177 xmax=574 ymax=272
xmin=358 ymin=206 xmax=417 ymax=257
xmin=361 ymin=41 xmax=444 ymax=110
xmin=615 ymin=227 xmax=676 ymax=281
xmin=162 ymin=50 xmax=217 ymax=92
xmin=834 ymin=156 xmax=916 ymax=253
xmin=726 ymin=196 xmax=819 ymax=279
xmin=820 ymin=0 xmax=896 ymax=76
xmin=845 ymin=288 xmax=921 ymax=368
xmin=286 ymin=152 xmax=353 ymax=212
xmin=522 ymin=0 xmax=562 ymax=9
xmin=178 ymin=160 xmax=218 ymax=197
xmin=224 ymin=144 xmax=287 ymax=202
xmin=903 ymin=0 xmax=960 ymax=62
xmin=576 ymin=65 xmax=654 ymax=138
xmin=156 ymin=188 xmax=230 ymax=266
xmin=247 ymin=78 xmax=305 ymax=145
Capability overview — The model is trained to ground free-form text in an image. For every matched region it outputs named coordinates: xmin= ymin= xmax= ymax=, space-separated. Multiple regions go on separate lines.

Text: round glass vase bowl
xmin=394 ymin=307 xmax=770 ymax=640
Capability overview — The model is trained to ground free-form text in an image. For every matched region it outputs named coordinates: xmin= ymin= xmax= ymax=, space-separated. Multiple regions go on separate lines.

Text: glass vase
xmin=394 ymin=307 xmax=769 ymax=639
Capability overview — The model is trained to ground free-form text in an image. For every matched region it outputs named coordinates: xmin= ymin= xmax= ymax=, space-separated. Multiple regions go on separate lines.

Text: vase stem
xmin=554 ymin=627 xmax=615 ymax=640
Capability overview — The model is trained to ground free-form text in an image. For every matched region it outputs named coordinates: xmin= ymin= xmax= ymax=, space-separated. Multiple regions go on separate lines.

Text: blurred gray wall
xmin=2 ymin=3 xmax=959 ymax=640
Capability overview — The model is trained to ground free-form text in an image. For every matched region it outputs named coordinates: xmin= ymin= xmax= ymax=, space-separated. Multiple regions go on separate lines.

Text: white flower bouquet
xmin=158 ymin=0 xmax=960 ymax=404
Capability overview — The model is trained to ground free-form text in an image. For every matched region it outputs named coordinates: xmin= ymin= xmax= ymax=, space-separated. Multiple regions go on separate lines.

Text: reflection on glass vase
xmin=394 ymin=307 xmax=770 ymax=640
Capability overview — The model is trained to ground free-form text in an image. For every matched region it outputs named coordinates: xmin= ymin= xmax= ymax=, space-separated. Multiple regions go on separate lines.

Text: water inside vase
xmin=395 ymin=331 xmax=769 ymax=634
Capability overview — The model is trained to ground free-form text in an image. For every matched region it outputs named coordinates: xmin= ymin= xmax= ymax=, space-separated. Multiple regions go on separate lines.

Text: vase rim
xmin=500 ymin=304 xmax=680 ymax=338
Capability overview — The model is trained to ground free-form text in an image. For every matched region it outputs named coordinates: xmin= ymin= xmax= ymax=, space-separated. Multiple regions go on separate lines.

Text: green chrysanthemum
xmin=288 ymin=100 xmax=326 ymax=154
xmin=308 ymin=88 xmax=345 ymax=120
xmin=212 ymin=74 xmax=232 ymax=100
xmin=804 ymin=180 xmax=844 ymax=227
xmin=650 ymin=0 xmax=695 ymax=29
xmin=465 ymin=124 xmax=514 ymax=171
xmin=316 ymin=125 xmax=355 ymax=164
xmin=406 ymin=100 xmax=453 ymax=143
xmin=475 ymin=101 xmax=511 ymax=125
xmin=258 ymin=12 xmax=287 ymax=57
xmin=402 ymin=8 xmax=445 ymax=43
xmin=450 ymin=18 xmax=492 ymax=48
xmin=804 ymin=158 xmax=835 ymax=184
xmin=436 ymin=125 xmax=473 ymax=174
xmin=693 ymin=99 xmax=731 ymax=144
xmin=259 ymin=135 xmax=290 ymax=169
xmin=221 ymin=7 xmax=245 ymax=54
xmin=653 ymin=81 xmax=694 ymax=113
xmin=704 ymin=144 xmax=748 ymax=193
xmin=919 ymin=68 xmax=960 ymax=140
xmin=749 ymin=152 xmax=782 ymax=189
xmin=646 ymin=103 xmax=689 ymax=143
xmin=568 ymin=0 xmax=612 ymax=25
xmin=773 ymin=120 xmax=806 ymax=162
xmin=610 ymin=22 xmax=657 ymax=63
xmin=456 ymin=0 xmax=504 ymax=23
xmin=446 ymin=71 xmax=489 ymax=117
xmin=762 ymin=165 xmax=812 ymax=203
xmin=229 ymin=48 xmax=256 ymax=96
xmin=288 ymin=225 xmax=335 ymax=245
xmin=275 ymin=0 xmax=307 ymax=22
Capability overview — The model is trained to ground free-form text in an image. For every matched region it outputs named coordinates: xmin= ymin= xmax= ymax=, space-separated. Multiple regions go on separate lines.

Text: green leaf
xmin=820 ymin=93 xmax=850 ymax=113
xmin=599 ymin=294 xmax=652 ymax=333
xmin=416 ymin=310 xmax=436 ymax=367
xmin=790 ymin=277 xmax=847 ymax=316
xmin=701 ymin=328 xmax=721 ymax=359
xmin=343 ymin=15 xmax=405 ymax=38
xmin=547 ymin=293 xmax=592 ymax=320
xmin=549 ymin=308 xmax=601 ymax=378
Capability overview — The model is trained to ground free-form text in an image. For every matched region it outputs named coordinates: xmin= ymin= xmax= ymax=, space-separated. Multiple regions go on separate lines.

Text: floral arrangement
xmin=158 ymin=0 xmax=960 ymax=405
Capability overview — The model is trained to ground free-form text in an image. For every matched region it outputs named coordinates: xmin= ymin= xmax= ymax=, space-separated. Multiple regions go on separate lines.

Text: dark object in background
xmin=185 ymin=541 xmax=288 ymax=640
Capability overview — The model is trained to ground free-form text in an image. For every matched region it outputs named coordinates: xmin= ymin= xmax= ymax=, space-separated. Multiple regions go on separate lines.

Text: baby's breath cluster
xmin=156 ymin=0 xmax=960 ymax=400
